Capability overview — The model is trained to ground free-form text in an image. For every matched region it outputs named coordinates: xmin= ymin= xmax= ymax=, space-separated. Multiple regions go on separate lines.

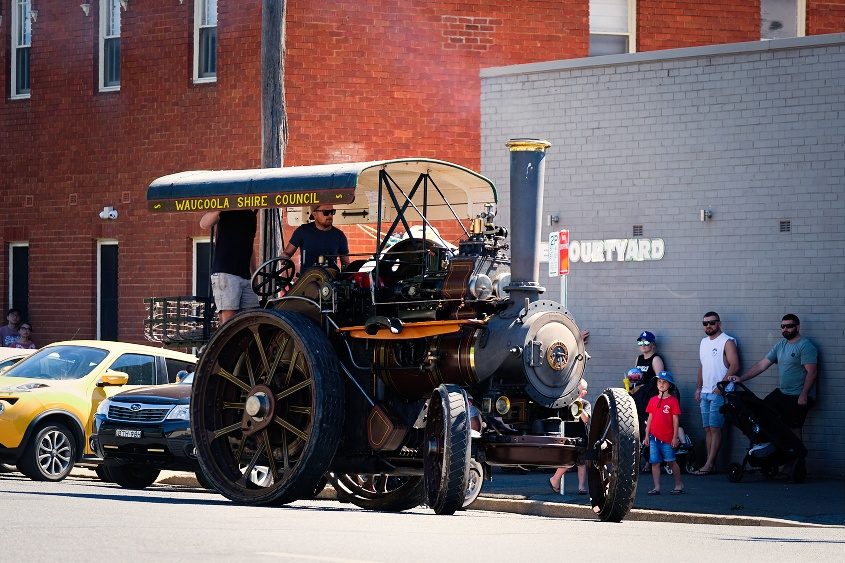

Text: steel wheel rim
xmin=37 ymin=430 xmax=72 ymax=477
xmin=197 ymin=315 xmax=316 ymax=497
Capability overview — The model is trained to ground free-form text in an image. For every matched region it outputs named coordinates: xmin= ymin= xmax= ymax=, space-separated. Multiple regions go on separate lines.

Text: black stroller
xmin=717 ymin=381 xmax=808 ymax=483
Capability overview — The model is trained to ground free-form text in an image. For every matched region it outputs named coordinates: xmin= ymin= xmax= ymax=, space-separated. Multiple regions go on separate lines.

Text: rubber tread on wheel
xmin=425 ymin=384 xmax=471 ymax=515
xmin=587 ymin=388 xmax=639 ymax=522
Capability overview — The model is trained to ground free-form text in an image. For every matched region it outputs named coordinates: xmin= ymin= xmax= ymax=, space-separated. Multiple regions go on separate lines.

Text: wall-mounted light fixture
xmin=30 ymin=9 xmax=38 ymax=23
xmin=119 ymin=0 xmax=128 ymax=11
xmin=99 ymin=206 xmax=119 ymax=220
xmin=700 ymin=209 xmax=713 ymax=222
xmin=546 ymin=214 xmax=560 ymax=226
xmin=80 ymin=3 xmax=91 ymax=16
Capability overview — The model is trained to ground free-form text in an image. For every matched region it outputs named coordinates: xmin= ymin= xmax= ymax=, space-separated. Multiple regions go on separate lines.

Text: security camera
xmin=108 ymin=209 xmax=118 ymax=220
xmin=99 ymin=206 xmax=118 ymax=220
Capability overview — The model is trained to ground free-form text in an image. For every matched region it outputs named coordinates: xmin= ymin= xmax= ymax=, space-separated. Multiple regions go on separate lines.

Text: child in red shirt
xmin=643 ymin=371 xmax=685 ymax=494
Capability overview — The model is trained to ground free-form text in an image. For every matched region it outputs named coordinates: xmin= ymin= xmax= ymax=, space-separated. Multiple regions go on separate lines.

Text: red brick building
xmin=2 ymin=1 xmax=844 ymax=345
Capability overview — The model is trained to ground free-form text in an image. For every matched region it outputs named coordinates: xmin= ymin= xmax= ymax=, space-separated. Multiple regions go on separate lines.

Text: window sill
xmin=192 ymin=77 xmax=218 ymax=85
xmin=99 ymin=86 xmax=121 ymax=93
xmin=9 ymin=93 xmax=31 ymax=101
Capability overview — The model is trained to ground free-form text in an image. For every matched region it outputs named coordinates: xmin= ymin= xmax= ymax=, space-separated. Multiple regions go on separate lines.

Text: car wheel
xmin=95 ymin=465 xmax=113 ymax=483
xmin=108 ymin=465 xmax=160 ymax=490
xmin=18 ymin=423 xmax=77 ymax=482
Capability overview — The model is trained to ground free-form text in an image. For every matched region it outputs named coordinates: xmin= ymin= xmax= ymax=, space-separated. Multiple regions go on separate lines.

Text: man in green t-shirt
xmin=735 ymin=314 xmax=818 ymax=430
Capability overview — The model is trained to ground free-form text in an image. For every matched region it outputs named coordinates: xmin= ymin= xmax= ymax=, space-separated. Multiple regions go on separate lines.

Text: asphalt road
xmin=1 ymin=472 xmax=843 ymax=563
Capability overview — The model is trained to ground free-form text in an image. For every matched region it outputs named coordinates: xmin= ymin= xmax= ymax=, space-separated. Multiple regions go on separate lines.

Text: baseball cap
xmin=656 ymin=370 xmax=675 ymax=386
xmin=636 ymin=331 xmax=655 ymax=344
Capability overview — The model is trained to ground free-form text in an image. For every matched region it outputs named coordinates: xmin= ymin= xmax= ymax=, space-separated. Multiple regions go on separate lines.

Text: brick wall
xmin=808 ymin=0 xmax=845 ymax=34
xmin=481 ymin=35 xmax=845 ymax=477
xmin=1 ymin=1 xmax=843 ymax=347
xmin=638 ymin=1 xmax=759 ymax=50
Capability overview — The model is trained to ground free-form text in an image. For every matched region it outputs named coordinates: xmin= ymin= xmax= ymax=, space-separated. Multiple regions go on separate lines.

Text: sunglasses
xmin=637 ymin=340 xmax=652 ymax=346
xmin=780 ymin=323 xmax=797 ymax=329
xmin=319 ymin=209 xmax=336 ymax=217
xmin=702 ymin=320 xmax=719 ymax=326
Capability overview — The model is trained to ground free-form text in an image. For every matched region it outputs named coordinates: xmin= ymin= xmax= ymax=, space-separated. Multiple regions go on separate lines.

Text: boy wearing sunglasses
xmin=733 ymin=314 xmax=818 ymax=432
xmin=282 ymin=204 xmax=350 ymax=270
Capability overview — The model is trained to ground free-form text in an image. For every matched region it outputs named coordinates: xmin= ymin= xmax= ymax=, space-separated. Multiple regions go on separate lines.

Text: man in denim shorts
xmin=201 ymin=210 xmax=260 ymax=324
xmin=693 ymin=311 xmax=739 ymax=475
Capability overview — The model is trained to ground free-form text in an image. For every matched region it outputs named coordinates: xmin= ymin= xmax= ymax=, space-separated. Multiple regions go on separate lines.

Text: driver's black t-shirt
xmin=289 ymin=222 xmax=349 ymax=269
xmin=211 ymin=210 xmax=257 ymax=279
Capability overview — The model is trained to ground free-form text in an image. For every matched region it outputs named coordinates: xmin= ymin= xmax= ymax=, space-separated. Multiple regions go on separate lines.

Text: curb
xmin=78 ymin=468 xmax=833 ymax=528
xmin=467 ymin=496 xmax=826 ymax=528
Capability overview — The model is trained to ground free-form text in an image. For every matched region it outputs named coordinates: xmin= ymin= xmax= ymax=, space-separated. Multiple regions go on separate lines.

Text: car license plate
xmin=115 ymin=429 xmax=142 ymax=438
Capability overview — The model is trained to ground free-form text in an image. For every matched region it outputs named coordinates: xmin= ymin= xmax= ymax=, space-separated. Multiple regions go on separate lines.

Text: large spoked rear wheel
xmin=191 ymin=309 xmax=344 ymax=505
xmin=424 ymin=384 xmax=470 ymax=515
xmin=329 ymin=473 xmax=425 ymax=512
xmin=587 ymin=388 xmax=639 ymax=522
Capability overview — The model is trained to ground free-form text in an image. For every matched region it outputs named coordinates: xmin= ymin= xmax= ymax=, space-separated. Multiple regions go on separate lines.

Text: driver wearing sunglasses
xmin=280 ymin=204 xmax=350 ymax=270
xmin=733 ymin=314 xmax=818 ymax=432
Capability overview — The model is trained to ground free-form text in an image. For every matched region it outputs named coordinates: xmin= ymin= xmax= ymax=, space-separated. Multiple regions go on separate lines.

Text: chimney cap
xmin=506 ymin=139 xmax=551 ymax=152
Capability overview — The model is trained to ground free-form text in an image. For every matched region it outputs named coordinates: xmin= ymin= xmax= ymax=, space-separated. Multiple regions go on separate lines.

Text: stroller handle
xmin=717 ymin=380 xmax=748 ymax=393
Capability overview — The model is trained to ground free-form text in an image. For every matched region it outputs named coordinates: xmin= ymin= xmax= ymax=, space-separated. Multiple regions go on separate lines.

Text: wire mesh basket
xmin=144 ymin=296 xmax=217 ymax=347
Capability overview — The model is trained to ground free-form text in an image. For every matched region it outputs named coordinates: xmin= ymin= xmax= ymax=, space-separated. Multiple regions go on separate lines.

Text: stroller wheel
xmin=727 ymin=462 xmax=743 ymax=483
xmin=791 ymin=458 xmax=807 ymax=483
xmin=684 ymin=459 xmax=696 ymax=475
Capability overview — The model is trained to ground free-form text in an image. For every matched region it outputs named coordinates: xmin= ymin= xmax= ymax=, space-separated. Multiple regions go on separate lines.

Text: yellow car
xmin=0 ymin=340 xmax=196 ymax=482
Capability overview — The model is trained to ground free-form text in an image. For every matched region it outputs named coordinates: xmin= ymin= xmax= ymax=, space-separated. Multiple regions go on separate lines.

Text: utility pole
xmin=260 ymin=0 xmax=287 ymax=262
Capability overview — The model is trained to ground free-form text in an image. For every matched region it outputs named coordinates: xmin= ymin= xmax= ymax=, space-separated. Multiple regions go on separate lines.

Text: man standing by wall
xmin=200 ymin=210 xmax=260 ymax=324
xmin=734 ymin=314 xmax=818 ymax=436
xmin=693 ymin=311 xmax=739 ymax=475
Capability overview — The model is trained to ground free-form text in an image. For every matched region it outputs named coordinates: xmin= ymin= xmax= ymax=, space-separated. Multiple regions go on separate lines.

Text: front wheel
xmin=586 ymin=388 xmax=639 ymax=522
xmin=424 ymin=384 xmax=470 ymax=515
xmin=108 ymin=465 xmax=160 ymax=489
xmin=18 ymin=423 xmax=77 ymax=482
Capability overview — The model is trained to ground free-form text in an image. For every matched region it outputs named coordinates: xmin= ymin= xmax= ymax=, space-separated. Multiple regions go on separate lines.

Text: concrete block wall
xmin=481 ymin=35 xmax=845 ymax=477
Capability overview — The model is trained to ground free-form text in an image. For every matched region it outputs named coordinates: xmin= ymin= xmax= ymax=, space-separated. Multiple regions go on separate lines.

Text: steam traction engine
xmin=146 ymin=139 xmax=639 ymax=521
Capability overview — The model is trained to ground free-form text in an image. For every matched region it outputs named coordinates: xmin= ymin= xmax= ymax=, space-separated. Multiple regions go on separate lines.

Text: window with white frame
xmin=761 ymin=0 xmax=806 ymax=40
xmin=11 ymin=0 xmax=32 ymax=98
xmin=100 ymin=0 xmax=121 ymax=90
xmin=194 ymin=0 xmax=218 ymax=82
xmin=589 ymin=0 xmax=636 ymax=56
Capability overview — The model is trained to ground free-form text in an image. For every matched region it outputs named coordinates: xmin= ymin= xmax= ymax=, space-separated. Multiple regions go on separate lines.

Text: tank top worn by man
xmin=289 ymin=222 xmax=349 ymax=270
xmin=211 ymin=210 xmax=257 ymax=279
xmin=699 ymin=332 xmax=736 ymax=393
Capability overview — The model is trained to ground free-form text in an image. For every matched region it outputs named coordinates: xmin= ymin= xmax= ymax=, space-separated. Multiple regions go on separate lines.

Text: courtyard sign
xmin=569 ymin=238 xmax=665 ymax=263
